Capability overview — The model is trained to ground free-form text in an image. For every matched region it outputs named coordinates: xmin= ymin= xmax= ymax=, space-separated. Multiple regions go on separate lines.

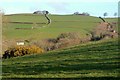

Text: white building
xmin=16 ymin=41 xmax=25 ymax=45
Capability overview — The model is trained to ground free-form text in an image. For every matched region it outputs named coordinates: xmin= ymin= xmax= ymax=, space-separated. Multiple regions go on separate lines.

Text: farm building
xmin=16 ymin=41 xmax=25 ymax=45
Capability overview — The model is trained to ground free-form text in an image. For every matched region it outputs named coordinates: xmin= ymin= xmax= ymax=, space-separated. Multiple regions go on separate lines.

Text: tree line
xmin=73 ymin=11 xmax=117 ymax=17
xmin=103 ymin=12 xmax=117 ymax=18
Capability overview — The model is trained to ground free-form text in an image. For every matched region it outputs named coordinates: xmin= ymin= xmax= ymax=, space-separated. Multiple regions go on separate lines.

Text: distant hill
xmin=2 ymin=14 xmax=119 ymax=78
xmin=3 ymin=14 xmax=117 ymax=40
xmin=2 ymin=14 xmax=118 ymax=53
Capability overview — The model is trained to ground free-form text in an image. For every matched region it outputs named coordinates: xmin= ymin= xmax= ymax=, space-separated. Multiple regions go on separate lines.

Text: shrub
xmin=56 ymin=32 xmax=83 ymax=48
xmin=33 ymin=32 xmax=91 ymax=51
xmin=57 ymin=32 xmax=80 ymax=40
xmin=32 ymin=32 xmax=82 ymax=51
xmin=89 ymin=22 xmax=118 ymax=41
xmin=2 ymin=45 xmax=44 ymax=59
xmin=33 ymin=39 xmax=56 ymax=51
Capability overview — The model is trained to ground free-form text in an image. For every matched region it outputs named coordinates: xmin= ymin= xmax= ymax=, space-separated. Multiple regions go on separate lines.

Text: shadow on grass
xmin=2 ymin=59 xmax=119 ymax=75
xmin=2 ymin=77 xmax=120 ymax=80
xmin=2 ymin=39 xmax=119 ymax=77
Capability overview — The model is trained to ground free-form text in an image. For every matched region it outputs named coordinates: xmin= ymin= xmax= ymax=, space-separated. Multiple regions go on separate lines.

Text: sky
xmin=0 ymin=0 xmax=119 ymax=17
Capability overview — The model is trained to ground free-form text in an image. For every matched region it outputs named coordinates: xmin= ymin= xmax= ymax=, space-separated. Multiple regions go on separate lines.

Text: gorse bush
xmin=3 ymin=45 xmax=44 ymax=59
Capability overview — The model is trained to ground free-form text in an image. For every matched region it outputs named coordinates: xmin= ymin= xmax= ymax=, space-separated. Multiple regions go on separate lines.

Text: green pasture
xmin=3 ymin=14 xmax=118 ymax=40
xmin=1 ymin=14 xmax=119 ymax=79
xmin=2 ymin=39 xmax=119 ymax=78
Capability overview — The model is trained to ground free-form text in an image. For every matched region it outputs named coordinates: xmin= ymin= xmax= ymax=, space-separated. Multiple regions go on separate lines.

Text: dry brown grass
xmin=90 ymin=22 xmax=118 ymax=41
xmin=33 ymin=32 xmax=91 ymax=51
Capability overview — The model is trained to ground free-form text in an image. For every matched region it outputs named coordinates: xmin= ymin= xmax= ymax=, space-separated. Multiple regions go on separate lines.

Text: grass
xmin=2 ymin=14 xmax=118 ymax=53
xmin=3 ymin=14 xmax=118 ymax=40
xmin=2 ymin=14 xmax=119 ymax=79
xmin=2 ymin=38 xmax=119 ymax=78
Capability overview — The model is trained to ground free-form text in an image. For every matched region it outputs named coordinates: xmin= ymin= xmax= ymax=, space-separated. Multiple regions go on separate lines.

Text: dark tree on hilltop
xmin=33 ymin=11 xmax=43 ymax=14
xmin=103 ymin=12 xmax=108 ymax=18
xmin=74 ymin=12 xmax=80 ymax=15
xmin=114 ymin=12 xmax=117 ymax=17
xmin=82 ymin=12 xmax=90 ymax=16
xmin=73 ymin=12 xmax=90 ymax=16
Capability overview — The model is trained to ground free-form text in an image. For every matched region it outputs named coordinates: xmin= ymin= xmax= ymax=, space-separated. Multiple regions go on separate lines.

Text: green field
xmin=2 ymin=14 xmax=119 ymax=79
xmin=3 ymin=14 xmax=118 ymax=40
xmin=2 ymin=39 xmax=119 ymax=78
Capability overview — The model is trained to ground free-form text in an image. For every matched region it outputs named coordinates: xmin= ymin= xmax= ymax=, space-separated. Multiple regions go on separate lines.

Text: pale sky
xmin=0 ymin=0 xmax=119 ymax=17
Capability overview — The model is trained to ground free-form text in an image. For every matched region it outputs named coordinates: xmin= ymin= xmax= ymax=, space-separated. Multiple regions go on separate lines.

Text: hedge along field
xmin=2 ymin=14 xmax=118 ymax=40
xmin=2 ymin=39 xmax=119 ymax=78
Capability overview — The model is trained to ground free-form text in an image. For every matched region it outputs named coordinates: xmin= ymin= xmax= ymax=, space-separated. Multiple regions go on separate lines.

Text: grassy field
xmin=2 ymin=14 xmax=119 ymax=79
xmin=2 ymin=38 xmax=119 ymax=78
xmin=2 ymin=14 xmax=118 ymax=52
xmin=3 ymin=14 xmax=118 ymax=40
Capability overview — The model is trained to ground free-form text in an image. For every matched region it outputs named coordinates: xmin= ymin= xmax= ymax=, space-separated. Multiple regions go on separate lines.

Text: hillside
xmin=3 ymin=14 xmax=117 ymax=40
xmin=2 ymin=14 xmax=118 ymax=52
xmin=2 ymin=39 xmax=119 ymax=78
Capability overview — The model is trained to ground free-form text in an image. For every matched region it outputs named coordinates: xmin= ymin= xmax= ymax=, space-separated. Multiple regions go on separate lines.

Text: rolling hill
xmin=3 ymin=14 xmax=118 ymax=40
xmin=1 ymin=14 xmax=119 ymax=79
xmin=2 ymin=38 xmax=119 ymax=78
